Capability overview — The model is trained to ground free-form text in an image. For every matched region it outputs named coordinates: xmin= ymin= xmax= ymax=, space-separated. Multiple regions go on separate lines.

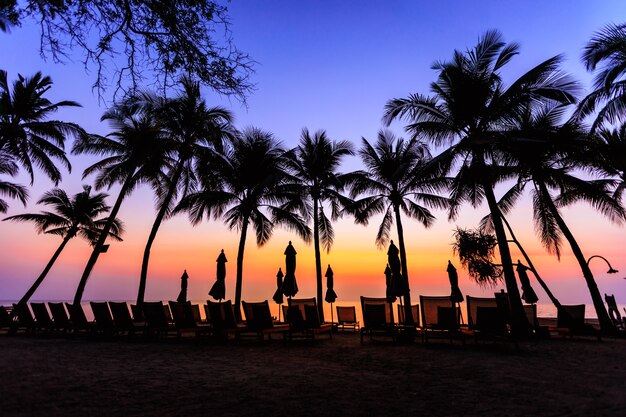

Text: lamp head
xmin=607 ymin=267 xmax=619 ymax=274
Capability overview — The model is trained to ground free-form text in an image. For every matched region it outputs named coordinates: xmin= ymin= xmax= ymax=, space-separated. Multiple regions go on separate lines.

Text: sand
xmin=1 ymin=332 xmax=625 ymax=417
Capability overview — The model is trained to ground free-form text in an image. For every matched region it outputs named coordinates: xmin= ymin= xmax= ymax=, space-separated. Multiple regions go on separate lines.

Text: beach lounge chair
xmin=360 ymin=296 xmax=396 ymax=344
xmin=556 ymin=304 xmax=601 ymax=340
xmin=48 ymin=302 xmax=71 ymax=332
xmin=30 ymin=302 xmax=54 ymax=332
xmin=397 ymin=304 xmax=420 ymax=328
xmin=465 ymin=295 xmax=517 ymax=347
xmin=605 ymin=294 xmax=626 ymax=331
xmin=11 ymin=303 xmax=36 ymax=334
xmin=241 ymin=300 xmax=290 ymax=341
xmin=286 ymin=297 xmax=333 ymax=340
xmin=90 ymin=302 xmax=117 ymax=335
xmin=523 ymin=304 xmax=550 ymax=338
xmin=109 ymin=302 xmax=145 ymax=336
xmin=130 ymin=304 xmax=144 ymax=321
xmin=65 ymin=303 xmax=95 ymax=334
xmin=419 ymin=295 xmax=464 ymax=344
xmin=205 ymin=300 xmax=246 ymax=340
xmin=0 ymin=305 xmax=13 ymax=334
xmin=143 ymin=301 xmax=178 ymax=338
xmin=168 ymin=301 xmax=212 ymax=339
xmin=336 ymin=306 xmax=360 ymax=333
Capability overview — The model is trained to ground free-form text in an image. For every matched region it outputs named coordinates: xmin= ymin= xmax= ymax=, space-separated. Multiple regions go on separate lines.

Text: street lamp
xmin=586 ymin=255 xmax=619 ymax=274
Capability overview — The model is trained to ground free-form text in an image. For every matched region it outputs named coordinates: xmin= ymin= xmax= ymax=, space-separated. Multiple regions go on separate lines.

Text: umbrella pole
xmin=330 ymin=303 xmax=334 ymax=326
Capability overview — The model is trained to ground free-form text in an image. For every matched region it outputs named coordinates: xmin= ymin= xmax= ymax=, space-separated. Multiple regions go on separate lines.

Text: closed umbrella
xmin=516 ymin=261 xmax=539 ymax=304
xmin=209 ymin=249 xmax=227 ymax=301
xmin=324 ymin=264 xmax=337 ymax=326
xmin=177 ymin=270 xmax=189 ymax=303
xmin=272 ymin=268 xmax=284 ymax=321
xmin=281 ymin=241 xmax=298 ymax=298
xmin=447 ymin=260 xmax=464 ymax=303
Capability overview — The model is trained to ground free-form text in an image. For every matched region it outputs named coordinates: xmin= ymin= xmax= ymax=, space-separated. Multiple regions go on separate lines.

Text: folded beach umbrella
xmin=516 ymin=261 xmax=539 ymax=304
xmin=281 ymin=241 xmax=299 ymax=297
xmin=272 ymin=268 xmax=284 ymax=305
xmin=209 ymin=249 xmax=227 ymax=301
xmin=177 ymin=270 xmax=189 ymax=303
xmin=447 ymin=260 xmax=464 ymax=303
xmin=387 ymin=241 xmax=405 ymax=297
xmin=324 ymin=264 xmax=337 ymax=303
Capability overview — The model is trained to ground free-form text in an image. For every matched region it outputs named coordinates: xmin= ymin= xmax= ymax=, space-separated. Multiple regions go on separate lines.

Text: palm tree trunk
xmin=18 ymin=233 xmax=74 ymax=305
xmin=313 ymin=197 xmax=324 ymax=322
xmin=501 ymin=215 xmax=562 ymax=309
xmin=137 ymin=160 xmax=184 ymax=306
xmin=482 ymin=178 xmax=531 ymax=336
xmin=539 ymin=183 xmax=615 ymax=334
xmin=234 ymin=215 xmax=250 ymax=322
xmin=393 ymin=204 xmax=415 ymax=327
xmin=73 ymin=175 xmax=134 ymax=305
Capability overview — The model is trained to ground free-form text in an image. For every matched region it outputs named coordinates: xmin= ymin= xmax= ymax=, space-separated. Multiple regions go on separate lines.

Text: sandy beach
xmin=1 ymin=332 xmax=625 ymax=417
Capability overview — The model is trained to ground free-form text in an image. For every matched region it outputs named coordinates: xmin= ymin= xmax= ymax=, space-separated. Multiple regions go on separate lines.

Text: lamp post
xmin=586 ymin=255 xmax=619 ymax=274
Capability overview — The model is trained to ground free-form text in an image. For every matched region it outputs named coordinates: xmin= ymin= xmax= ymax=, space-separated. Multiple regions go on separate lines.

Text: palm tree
xmin=3 ymin=186 xmax=123 ymax=305
xmin=176 ymin=127 xmax=311 ymax=319
xmin=578 ymin=22 xmax=626 ymax=131
xmin=136 ymin=77 xmax=234 ymax=306
xmin=0 ymin=70 xmax=85 ymax=185
xmin=349 ymin=129 xmax=450 ymax=327
xmin=0 ymin=151 xmax=28 ymax=213
xmin=71 ymin=99 xmax=175 ymax=304
xmin=500 ymin=105 xmax=624 ymax=334
xmin=283 ymin=128 xmax=354 ymax=321
xmin=593 ymin=124 xmax=626 ymax=202
xmin=383 ymin=30 xmax=578 ymax=335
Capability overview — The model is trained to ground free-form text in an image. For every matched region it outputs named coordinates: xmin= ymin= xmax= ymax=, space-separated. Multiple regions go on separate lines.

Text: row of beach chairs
xmin=0 ymin=298 xmax=334 ymax=342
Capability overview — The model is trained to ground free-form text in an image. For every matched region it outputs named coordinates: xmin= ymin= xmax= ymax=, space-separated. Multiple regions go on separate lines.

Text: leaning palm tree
xmin=0 ymin=151 xmax=28 ymax=213
xmin=283 ymin=128 xmax=354 ymax=321
xmin=175 ymin=127 xmax=311 ymax=319
xmin=499 ymin=104 xmax=624 ymax=334
xmin=383 ymin=30 xmax=578 ymax=335
xmin=71 ymin=99 xmax=175 ymax=304
xmin=0 ymin=70 xmax=85 ymax=185
xmin=349 ymin=129 xmax=450 ymax=327
xmin=3 ymin=186 xmax=123 ymax=305
xmin=136 ymin=77 xmax=234 ymax=306
xmin=578 ymin=22 xmax=626 ymax=131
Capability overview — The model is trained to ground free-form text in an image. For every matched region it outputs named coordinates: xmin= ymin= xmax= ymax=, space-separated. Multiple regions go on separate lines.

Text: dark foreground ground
xmin=1 ymin=332 xmax=625 ymax=416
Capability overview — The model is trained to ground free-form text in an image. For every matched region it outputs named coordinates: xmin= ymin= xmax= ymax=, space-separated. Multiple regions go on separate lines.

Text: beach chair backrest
xmin=242 ymin=300 xmax=274 ymax=331
xmin=65 ymin=303 xmax=90 ymax=329
xmin=336 ymin=306 xmax=357 ymax=324
xmin=419 ymin=296 xmax=460 ymax=329
xmin=0 ymin=305 xmax=12 ymax=327
xmin=605 ymin=294 xmax=623 ymax=327
xmin=557 ymin=304 xmax=586 ymax=331
xmin=31 ymin=302 xmax=53 ymax=327
xmin=288 ymin=298 xmax=316 ymax=322
xmin=168 ymin=301 xmax=197 ymax=329
xmin=143 ymin=301 xmax=169 ymax=330
xmin=397 ymin=304 xmax=420 ymax=327
xmin=90 ymin=302 xmax=114 ymax=330
xmin=12 ymin=303 xmax=35 ymax=326
xmin=523 ymin=304 xmax=539 ymax=328
xmin=466 ymin=296 xmax=498 ymax=328
xmin=206 ymin=300 xmax=237 ymax=329
xmin=360 ymin=297 xmax=394 ymax=327
xmin=48 ymin=302 xmax=70 ymax=328
xmin=130 ymin=304 xmax=143 ymax=321
xmin=108 ymin=302 xmax=134 ymax=329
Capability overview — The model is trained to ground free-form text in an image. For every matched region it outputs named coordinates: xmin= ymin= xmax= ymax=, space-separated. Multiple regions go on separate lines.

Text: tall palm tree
xmin=383 ymin=30 xmax=578 ymax=335
xmin=136 ymin=77 xmax=234 ymax=306
xmin=283 ymin=128 xmax=354 ymax=321
xmin=500 ymin=105 xmax=624 ymax=334
xmin=3 ymin=186 xmax=123 ymax=305
xmin=578 ymin=22 xmax=626 ymax=131
xmin=71 ymin=99 xmax=175 ymax=304
xmin=0 ymin=151 xmax=28 ymax=213
xmin=349 ymin=129 xmax=450 ymax=327
xmin=176 ymin=127 xmax=311 ymax=319
xmin=0 ymin=70 xmax=85 ymax=185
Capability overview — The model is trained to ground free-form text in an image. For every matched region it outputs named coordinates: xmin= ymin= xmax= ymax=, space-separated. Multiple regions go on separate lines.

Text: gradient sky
xmin=1 ymin=1 xmax=625 ymax=310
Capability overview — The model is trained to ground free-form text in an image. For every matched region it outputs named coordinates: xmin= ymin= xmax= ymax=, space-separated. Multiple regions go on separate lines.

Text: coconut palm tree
xmin=578 ymin=22 xmax=626 ymax=131
xmin=136 ymin=76 xmax=234 ymax=306
xmin=0 ymin=70 xmax=85 ymax=185
xmin=71 ymin=99 xmax=175 ymax=304
xmin=349 ymin=129 xmax=450 ymax=327
xmin=383 ymin=30 xmax=578 ymax=335
xmin=175 ymin=127 xmax=311 ymax=319
xmin=283 ymin=128 xmax=354 ymax=321
xmin=0 ymin=151 xmax=28 ymax=213
xmin=3 ymin=186 xmax=123 ymax=305
xmin=498 ymin=104 xmax=625 ymax=334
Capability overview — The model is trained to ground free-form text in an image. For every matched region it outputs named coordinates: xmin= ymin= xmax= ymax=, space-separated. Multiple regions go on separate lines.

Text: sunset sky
xmin=1 ymin=1 xmax=624 ymax=311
